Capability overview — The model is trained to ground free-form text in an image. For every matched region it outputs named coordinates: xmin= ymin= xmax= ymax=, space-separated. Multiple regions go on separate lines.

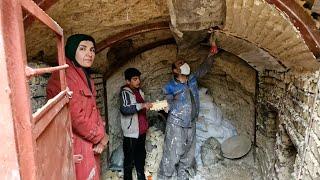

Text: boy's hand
xmin=142 ymin=102 xmax=153 ymax=110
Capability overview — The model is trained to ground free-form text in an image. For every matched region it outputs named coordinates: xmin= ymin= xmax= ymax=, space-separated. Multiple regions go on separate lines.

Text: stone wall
xmin=91 ymin=74 xmax=106 ymax=121
xmin=28 ymin=62 xmax=50 ymax=113
xmin=256 ymin=70 xmax=320 ymax=179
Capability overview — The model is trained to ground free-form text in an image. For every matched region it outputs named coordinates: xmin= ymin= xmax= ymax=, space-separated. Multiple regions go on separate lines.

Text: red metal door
xmin=0 ymin=0 xmax=75 ymax=179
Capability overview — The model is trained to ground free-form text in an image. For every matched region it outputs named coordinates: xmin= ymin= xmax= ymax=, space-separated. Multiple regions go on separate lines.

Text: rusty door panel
xmin=21 ymin=0 xmax=74 ymax=179
xmin=0 ymin=12 xmax=21 ymax=178
xmin=1 ymin=0 xmax=37 ymax=179
xmin=35 ymin=106 xmax=75 ymax=180
xmin=32 ymin=90 xmax=70 ymax=138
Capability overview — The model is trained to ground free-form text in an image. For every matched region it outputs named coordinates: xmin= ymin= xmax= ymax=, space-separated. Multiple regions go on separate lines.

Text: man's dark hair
xmin=124 ymin=68 xmax=141 ymax=80
xmin=171 ymin=63 xmax=176 ymax=71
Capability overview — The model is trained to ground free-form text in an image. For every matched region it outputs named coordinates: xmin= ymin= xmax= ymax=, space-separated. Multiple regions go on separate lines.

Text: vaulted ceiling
xmin=24 ymin=0 xmax=320 ymax=74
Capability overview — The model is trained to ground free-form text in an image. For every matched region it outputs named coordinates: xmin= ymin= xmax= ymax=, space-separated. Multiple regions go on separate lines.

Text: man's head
xmin=124 ymin=68 xmax=141 ymax=89
xmin=172 ymin=58 xmax=190 ymax=76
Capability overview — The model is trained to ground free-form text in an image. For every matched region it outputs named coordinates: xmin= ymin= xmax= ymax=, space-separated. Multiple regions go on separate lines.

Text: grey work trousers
xmin=158 ymin=121 xmax=196 ymax=180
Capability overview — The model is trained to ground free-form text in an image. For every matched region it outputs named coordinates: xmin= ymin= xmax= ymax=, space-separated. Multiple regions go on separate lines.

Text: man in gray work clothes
xmin=158 ymin=38 xmax=219 ymax=180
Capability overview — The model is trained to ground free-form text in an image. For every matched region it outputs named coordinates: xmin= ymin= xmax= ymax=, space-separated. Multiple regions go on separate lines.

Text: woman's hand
xmin=93 ymin=143 xmax=104 ymax=154
xmin=100 ymin=133 xmax=109 ymax=146
xmin=93 ymin=133 xmax=109 ymax=154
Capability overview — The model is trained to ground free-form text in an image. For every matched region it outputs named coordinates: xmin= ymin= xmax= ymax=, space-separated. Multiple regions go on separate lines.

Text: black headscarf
xmin=65 ymin=34 xmax=96 ymax=92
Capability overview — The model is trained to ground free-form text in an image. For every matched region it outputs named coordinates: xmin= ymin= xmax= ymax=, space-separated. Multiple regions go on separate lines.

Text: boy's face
xmin=126 ymin=76 xmax=141 ymax=89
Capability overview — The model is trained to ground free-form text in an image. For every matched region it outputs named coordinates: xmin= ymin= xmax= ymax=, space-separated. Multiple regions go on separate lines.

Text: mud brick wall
xmin=256 ymin=70 xmax=320 ymax=179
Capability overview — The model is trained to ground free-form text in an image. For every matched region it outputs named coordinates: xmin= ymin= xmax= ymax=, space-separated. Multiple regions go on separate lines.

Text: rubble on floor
xmin=103 ymin=127 xmax=164 ymax=180
xmin=144 ymin=127 xmax=165 ymax=178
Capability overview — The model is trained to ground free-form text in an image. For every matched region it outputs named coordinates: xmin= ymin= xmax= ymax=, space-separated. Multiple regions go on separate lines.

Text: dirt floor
xmin=102 ymin=147 xmax=261 ymax=180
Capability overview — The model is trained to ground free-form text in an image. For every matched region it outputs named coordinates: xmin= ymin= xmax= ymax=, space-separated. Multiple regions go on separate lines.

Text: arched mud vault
xmin=24 ymin=0 xmax=320 ymax=73
xmin=265 ymin=0 xmax=320 ymax=57
xmin=24 ymin=0 xmax=170 ymax=64
xmin=222 ymin=0 xmax=319 ymax=71
xmin=23 ymin=0 xmax=58 ymax=29
xmin=214 ymin=31 xmax=287 ymax=72
xmin=166 ymin=0 xmax=319 ymax=72
xmin=95 ymin=21 xmax=170 ymax=53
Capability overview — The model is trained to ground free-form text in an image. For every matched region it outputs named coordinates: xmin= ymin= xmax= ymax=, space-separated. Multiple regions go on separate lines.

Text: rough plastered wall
xmin=177 ymin=41 xmax=256 ymax=141
xmin=256 ymin=70 xmax=320 ymax=179
xmin=106 ymin=43 xmax=256 ymax=154
xmin=198 ymin=51 xmax=256 ymax=141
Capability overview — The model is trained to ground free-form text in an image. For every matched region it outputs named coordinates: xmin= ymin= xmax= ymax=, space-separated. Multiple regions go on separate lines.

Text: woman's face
xmin=75 ymin=40 xmax=95 ymax=68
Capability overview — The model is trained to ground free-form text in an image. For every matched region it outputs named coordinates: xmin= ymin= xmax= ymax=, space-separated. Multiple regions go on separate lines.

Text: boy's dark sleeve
xmin=119 ymin=90 xmax=143 ymax=115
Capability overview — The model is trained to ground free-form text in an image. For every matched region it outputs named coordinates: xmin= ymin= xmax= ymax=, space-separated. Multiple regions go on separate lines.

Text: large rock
xmin=167 ymin=0 xmax=226 ymax=31
xmin=201 ymin=137 xmax=223 ymax=166
xmin=221 ymin=135 xmax=251 ymax=159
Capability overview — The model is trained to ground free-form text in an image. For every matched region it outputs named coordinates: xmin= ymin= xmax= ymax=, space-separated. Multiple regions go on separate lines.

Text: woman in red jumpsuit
xmin=47 ymin=34 xmax=108 ymax=180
